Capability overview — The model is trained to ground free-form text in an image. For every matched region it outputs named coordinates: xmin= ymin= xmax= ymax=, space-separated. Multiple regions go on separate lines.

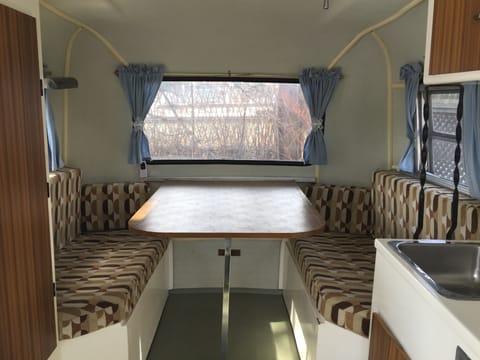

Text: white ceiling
xmin=43 ymin=0 xmax=416 ymax=29
xmin=40 ymin=0 xmax=426 ymax=73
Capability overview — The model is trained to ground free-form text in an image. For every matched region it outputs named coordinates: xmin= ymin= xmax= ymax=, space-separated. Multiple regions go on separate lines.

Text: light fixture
xmin=43 ymin=64 xmax=78 ymax=90
xmin=44 ymin=77 xmax=78 ymax=90
xmin=323 ymin=0 xmax=329 ymax=9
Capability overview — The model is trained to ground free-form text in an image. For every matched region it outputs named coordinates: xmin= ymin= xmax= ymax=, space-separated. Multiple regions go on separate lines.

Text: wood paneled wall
xmin=369 ymin=313 xmax=409 ymax=360
xmin=430 ymin=0 xmax=480 ymax=74
xmin=0 ymin=4 xmax=57 ymax=360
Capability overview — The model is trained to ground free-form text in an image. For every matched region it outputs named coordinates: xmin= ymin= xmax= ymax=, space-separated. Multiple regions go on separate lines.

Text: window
xmin=144 ymin=79 xmax=311 ymax=164
xmin=416 ymin=86 xmax=468 ymax=188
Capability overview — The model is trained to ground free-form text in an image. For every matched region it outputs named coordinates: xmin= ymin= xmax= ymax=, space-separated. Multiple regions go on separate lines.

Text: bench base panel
xmin=49 ymin=243 xmax=172 ymax=360
xmin=173 ymin=238 xmax=282 ymax=289
xmin=281 ymin=240 xmax=369 ymax=360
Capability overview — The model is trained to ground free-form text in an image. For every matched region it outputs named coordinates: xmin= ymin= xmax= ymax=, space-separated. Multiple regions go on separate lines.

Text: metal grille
xmin=431 ymin=108 xmax=457 ymax=134
xmin=431 ymin=139 xmax=467 ymax=186
xmin=426 ymin=90 xmax=468 ymax=186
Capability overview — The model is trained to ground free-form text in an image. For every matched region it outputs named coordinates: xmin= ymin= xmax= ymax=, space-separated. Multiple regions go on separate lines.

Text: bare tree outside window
xmin=144 ymin=81 xmax=311 ymax=161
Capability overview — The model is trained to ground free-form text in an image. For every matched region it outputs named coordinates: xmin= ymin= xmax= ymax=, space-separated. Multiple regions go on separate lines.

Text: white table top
xmin=129 ymin=181 xmax=324 ymax=238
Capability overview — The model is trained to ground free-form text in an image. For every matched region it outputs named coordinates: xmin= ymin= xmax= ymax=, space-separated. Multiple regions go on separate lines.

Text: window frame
xmin=415 ymin=84 xmax=469 ymax=194
xmin=145 ymin=76 xmax=310 ymax=167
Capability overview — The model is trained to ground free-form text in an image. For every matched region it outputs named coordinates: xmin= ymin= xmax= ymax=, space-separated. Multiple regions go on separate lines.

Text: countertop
xmin=375 ymin=239 xmax=480 ymax=360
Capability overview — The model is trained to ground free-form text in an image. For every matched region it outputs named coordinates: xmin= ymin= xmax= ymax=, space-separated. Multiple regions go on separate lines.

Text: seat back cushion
xmin=303 ymin=184 xmax=372 ymax=235
xmin=372 ymin=170 xmax=420 ymax=239
xmin=372 ymin=170 xmax=480 ymax=240
xmin=81 ymin=182 xmax=150 ymax=232
xmin=48 ymin=167 xmax=81 ymax=250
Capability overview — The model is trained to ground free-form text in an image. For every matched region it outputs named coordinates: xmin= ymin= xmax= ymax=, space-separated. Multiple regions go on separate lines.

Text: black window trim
xmin=163 ymin=75 xmax=299 ymax=84
xmin=146 ymin=159 xmax=309 ymax=166
xmin=146 ymin=76 xmax=309 ymax=167
xmin=415 ymin=84 xmax=469 ymax=194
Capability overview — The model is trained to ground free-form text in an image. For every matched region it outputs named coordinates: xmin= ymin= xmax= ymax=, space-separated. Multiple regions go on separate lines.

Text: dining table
xmin=128 ymin=180 xmax=324 ymax=359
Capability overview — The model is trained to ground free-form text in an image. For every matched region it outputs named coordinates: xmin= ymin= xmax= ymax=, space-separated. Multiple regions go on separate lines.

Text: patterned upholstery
xmin=289 ymin=234 xmax=375 ymax=337
xmin=81 ymin=183 xmax=150 ymax=232
xmin=372 ymin=170 xmax=421 ymax=239
xmin=48 ymin=168 xmax=82 ymax=250
xmin=291 ymin=172 xmax=480 ymax=339
xmin=55 ymin=231 xmax=169 ymax=339
xmin=372 ymin=170 xmax=480 ymax=240
xmin=293 ymin=184 xmax=374 ymax=337
xmin=303 ymin=184 xmax=372 ymax=235
xmin=49 ymin=168 xmax=169 ymax=339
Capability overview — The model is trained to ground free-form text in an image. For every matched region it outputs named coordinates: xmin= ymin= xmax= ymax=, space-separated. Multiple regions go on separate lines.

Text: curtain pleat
xmin=462 ymin=82 xmax=480 ymax=199
xmin=117 ymin=64 xmax=165 ymax=164
xmin=398 ymin=62 xmax=423 ymax=173
xmin=299 ymin=67 xmax=341 ymax=165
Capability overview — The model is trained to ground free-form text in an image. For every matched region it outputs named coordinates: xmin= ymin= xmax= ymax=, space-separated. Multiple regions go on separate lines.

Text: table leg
xmin=221 ymin=237 xmax=232 ymax=359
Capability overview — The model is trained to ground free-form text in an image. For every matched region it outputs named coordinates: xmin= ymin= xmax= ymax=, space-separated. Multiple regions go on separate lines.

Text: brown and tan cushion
xmin=289 ymin=233 xmax=375 ymax=337
xmin=454 ymin=198 xmax=480 ymax=240
xmin=81 ymin=182 xmax=150 ymax=232
xmin=372 ymin=170 xmax=421 ymax=239
xmin=372 ymin=170 xmax=480 ymax=240
xmin=48 ymin=167 xmax=82 ymax=250
xmin=55 ymin=230 xmax=169 ymax=339
xmin=303 ymin=184 xmax=372 ymax=235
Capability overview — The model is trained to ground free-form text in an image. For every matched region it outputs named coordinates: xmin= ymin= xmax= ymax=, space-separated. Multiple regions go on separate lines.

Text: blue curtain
xmin=117 ymin=64 xmax=165 ymax=164
xmin=299 ymin=67 xmax=341 ymax=165
xmin=398 ymin=63 xmax=423 ymax=173
xmin=463 ymin=82 xmax=480 ymax=199
xmin=45 ymin=90 xmax=64 ymax=171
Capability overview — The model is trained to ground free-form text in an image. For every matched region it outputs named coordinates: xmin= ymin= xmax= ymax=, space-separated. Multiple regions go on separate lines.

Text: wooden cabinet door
xmin=0 ymin=4 xmax=57 ymax=360
xmin=369 ymin=313 xmax=410 ymax=360
xmin=429 ymin=0 xmax=480 ymax=75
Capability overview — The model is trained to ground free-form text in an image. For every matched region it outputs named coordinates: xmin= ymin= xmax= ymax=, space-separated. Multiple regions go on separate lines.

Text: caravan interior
xmin=2 ymin=0 xmax=480 ymax=359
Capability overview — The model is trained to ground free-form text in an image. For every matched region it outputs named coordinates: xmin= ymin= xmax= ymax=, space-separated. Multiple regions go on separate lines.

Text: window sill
xmin=146 ymin=159 xmax=309 ymax=166
xmin=145 ymin=176 xmax=316 ymax=183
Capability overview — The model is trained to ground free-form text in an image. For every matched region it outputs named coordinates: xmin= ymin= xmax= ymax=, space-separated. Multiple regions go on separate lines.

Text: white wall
xmin=40 ymin=1 xmax=427 ymax=186
xmin=378 ymin=3 xmax=429 ymax=170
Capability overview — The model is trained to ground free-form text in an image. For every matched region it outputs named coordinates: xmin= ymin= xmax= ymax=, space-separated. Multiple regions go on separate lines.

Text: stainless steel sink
xmin=389 ymin=241 xmax=480 ymax=300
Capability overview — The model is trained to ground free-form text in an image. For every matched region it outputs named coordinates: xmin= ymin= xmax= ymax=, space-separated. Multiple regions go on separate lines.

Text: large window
xmin=144 ymin=79 xmax=311 ymax=164
xmin=416 ymin=86 xmax=468 ymax=188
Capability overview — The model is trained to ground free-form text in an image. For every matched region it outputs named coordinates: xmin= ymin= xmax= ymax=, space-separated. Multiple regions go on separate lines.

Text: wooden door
xmin=369 ymin=313 xmax=409 ymax=360
xmin=0 ymin=4 xmax=57 ymax=360
xmin=430 ymin=0 xmax=480 ymax=74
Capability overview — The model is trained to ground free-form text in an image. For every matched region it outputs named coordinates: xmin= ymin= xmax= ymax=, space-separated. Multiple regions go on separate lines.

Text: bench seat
xmin=49 ymin=168 xmax=170 ymax=341
xmin=290 ymin=184 xmax=374 ymax=338
xmin=55 ymin=230 xmax=169 ymax=339
xmin=289 ymin=233 xmax=375 ymax=337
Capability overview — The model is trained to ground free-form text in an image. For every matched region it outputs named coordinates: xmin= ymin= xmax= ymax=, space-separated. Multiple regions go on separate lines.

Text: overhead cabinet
xmin=424 ymin=0 xmax=480 ymax=84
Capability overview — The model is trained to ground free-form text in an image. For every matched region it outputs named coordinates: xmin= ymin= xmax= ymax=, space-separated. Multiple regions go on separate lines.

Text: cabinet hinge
xmin=40 ymin=79 xmax=44 ymax=97
xmin=53 ymin=283 xmax=56 ymax=297
xmin=47 ymin=182 xmax=50 ymax=198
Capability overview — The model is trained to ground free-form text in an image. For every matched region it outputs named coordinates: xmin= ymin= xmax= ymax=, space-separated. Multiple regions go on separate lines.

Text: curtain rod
xmin=113 ymin=70 xmax=344 ymax=80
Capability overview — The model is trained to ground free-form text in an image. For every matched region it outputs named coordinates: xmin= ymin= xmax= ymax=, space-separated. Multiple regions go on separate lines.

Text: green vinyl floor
xmin=147 ymin=291 xmax=300 ymax=360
